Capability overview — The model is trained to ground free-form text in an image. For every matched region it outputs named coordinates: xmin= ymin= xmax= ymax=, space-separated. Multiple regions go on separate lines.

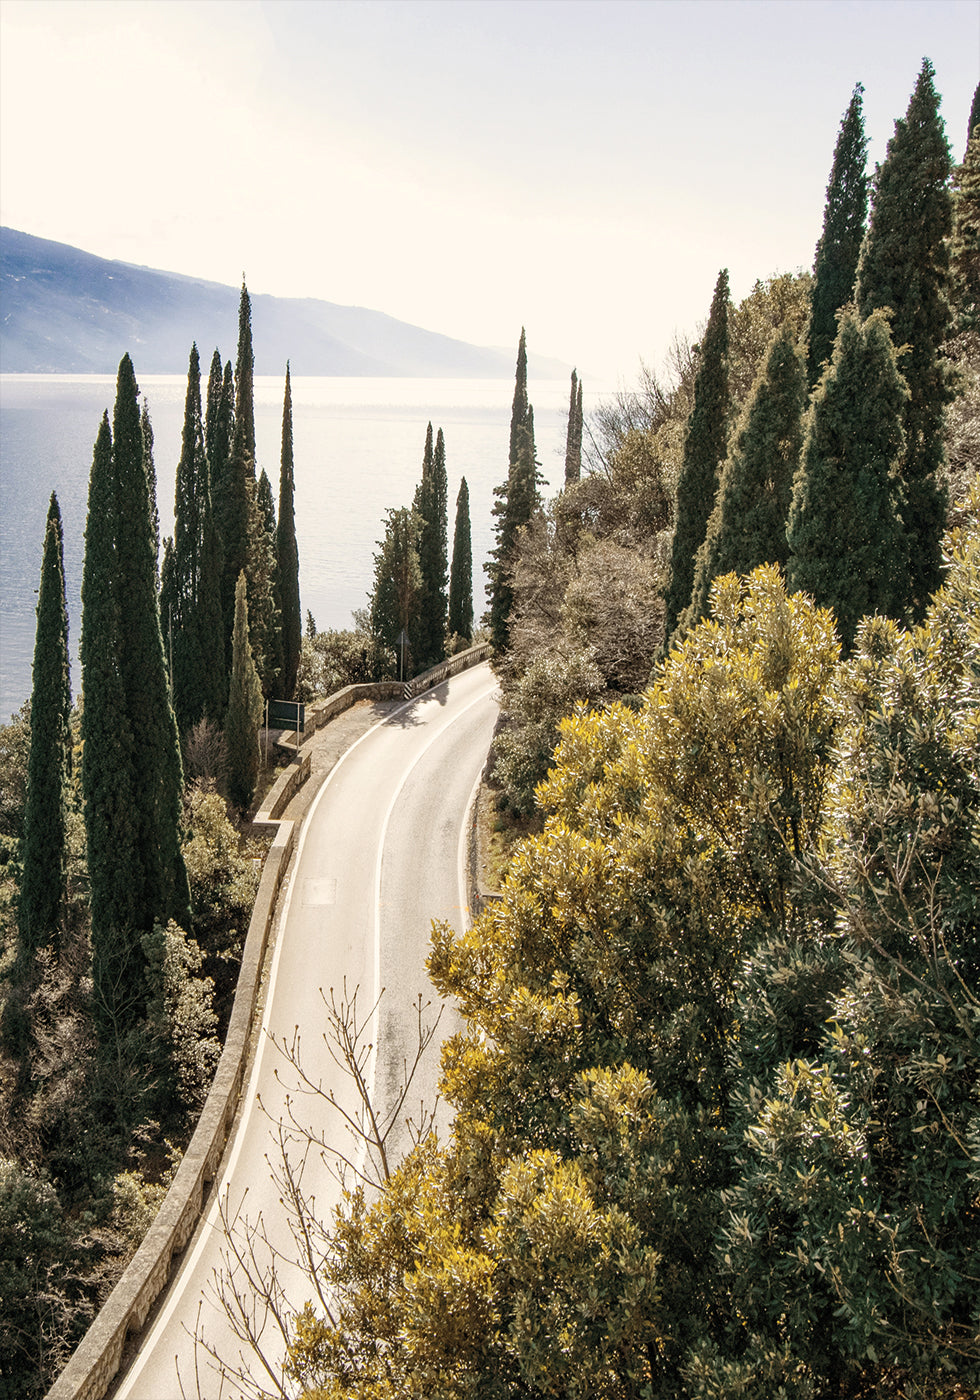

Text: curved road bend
xmin=114 ymin=663 xmax=500 ymax=1399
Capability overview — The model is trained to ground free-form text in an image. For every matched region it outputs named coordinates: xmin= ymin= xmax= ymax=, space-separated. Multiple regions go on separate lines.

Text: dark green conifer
xmin=663 ymin=269 xmax=731 ymax=646
xmin=81 ymin=413 xmax=141 ymax=1031
xmin=448 ymin=476 xmax=473 ymax=642
xmin=81 ymin=359 xmax=190 ymax=1044
xmin=786 ymin=309 xmax=907 ymax=652
xmin=370 ymin=507 xmax=422 ymax=676
xmin=856 ymin=58 xmax=953 ymax=620
xmin=969 ymin=81 xmax=980 ymax=147
xmin=686 ymin=323 xmax=807 ymax=627
xmin=18 ymin=494 xmax=71 ymax=956
xmin=161 ymin=344 xmax=225 ymax=732
xmin=564 ymin=369 xmax=584 ymax=484
xmin=413 ymin=423 xmax=449 ymax=669
xmin=110 ymin=357 xmax=190 ymax=927
xmin=807 ymin=85 xmax=868 ymax=385
xmin=487 ymin=330 xmax=541 ymax=651
xmin=224 ymin=571 xmax=263 ymax=811
xmin=950 ymin=114 xmax=980 ymax=333
xmin=276 ymin=364 xmax=302 ymax=699
xmin=249 ymin=468 xmax=281 ymax=697
xmin=218 ymin=287 xmax=257 ymax=667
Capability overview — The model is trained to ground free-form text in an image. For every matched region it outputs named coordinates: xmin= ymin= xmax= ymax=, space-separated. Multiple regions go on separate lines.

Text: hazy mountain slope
xmin=0 ymin=228 xmax=566 ymax=377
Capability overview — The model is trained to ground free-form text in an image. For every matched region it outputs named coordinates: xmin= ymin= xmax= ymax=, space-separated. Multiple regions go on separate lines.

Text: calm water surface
xmin=0 ymin=374 xmax=597 ymax=721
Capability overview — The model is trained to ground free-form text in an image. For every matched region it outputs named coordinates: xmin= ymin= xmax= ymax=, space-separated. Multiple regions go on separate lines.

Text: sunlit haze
xmin=1 ymin=0 xmax=977 ymax=383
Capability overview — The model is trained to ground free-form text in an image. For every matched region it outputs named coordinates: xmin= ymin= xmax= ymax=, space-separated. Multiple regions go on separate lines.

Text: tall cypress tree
xmin=219 ymin=285 xmax=257 ymax=669
xmin=786 ymin=309 xmax=908 ymax=653
xmin=250 ymin=468 xmax=281 ymax=697
xmin=161 ymin=343 xmax=225 ymax=732
xmin=564 ymin=369 xmax=584 ymax=484
xmin=807 ymin=85 xmax=868 ymax=386
xmin=81 ymin=412 xmax=141 ymax=1036
xmin=448 ymin=476 xmax=473 ymax=643
xmin=224 ymin=571 xmax=263 ymax=812
xmin=662 ymin=269 xmax=731 ymax=647
xmin=487 ymin=330 xmax=540 ymax=651
xmin=111 ymin=356 xmax=190 ymax=931
xmin=82 ymin=358 xmax=190 ymax=1044
xmin=18 ymin=494 xmax=71 ymax=957
xmin=686 ymin=323 xmax=807 ymax=628
xmin=950 ymin=104 xmax=980 ymax=333
xmin=413 ymin=422 xmax=449 ymax=669
xmin=276 ymin=364 xmax=302 ymax=700
xmin=856 ymin=58 xmax=953 ymax=620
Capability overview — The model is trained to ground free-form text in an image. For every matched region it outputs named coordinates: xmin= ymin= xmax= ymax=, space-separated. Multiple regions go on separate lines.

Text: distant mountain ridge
xmin=0 ymin=228 xmax=567 ymax=378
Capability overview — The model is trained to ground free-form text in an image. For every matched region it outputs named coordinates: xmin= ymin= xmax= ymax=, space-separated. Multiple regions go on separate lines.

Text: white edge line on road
xmin=115 ymin=679 xmax=457 ymax=1393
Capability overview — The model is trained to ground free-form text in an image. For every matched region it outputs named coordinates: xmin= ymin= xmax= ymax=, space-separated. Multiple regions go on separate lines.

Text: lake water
xmin=0 ymin=374 xmax=598 ymax=722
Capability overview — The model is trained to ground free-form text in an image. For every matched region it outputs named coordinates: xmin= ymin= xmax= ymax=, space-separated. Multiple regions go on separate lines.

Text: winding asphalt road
xmin=114 ymin=663 xmax=499 ymax=1399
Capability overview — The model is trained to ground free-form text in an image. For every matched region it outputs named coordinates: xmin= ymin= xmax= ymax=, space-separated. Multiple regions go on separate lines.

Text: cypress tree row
xmin=856 ymin=58 xmax=954 ymax=621
xmin=662 ymin=269 xmax=731 ymax=647
xmin=786 ymin=309 xmax=908 ymax=653
xmin=276 ymin=364 xmax=302 ymax=700
xmin=224 ymin=570 xmax=263 ymax=812
xmin=413 ymin=422 xmax=449 ymax=669
xmin=18 ymin=494 xmax=71 ymax=958
xmin=685 ymin=323 xmax=807 ymax=629
xmin=564 ymin=369 xmax=583 ymax=484
xmin=448 ymin=476 xmax=473 ymax=643
xmin=160 ymin=343 xmax=225 ymax=732
xmin=807 ymin=84 xmax=868 ymax=386
xmin=487 ymin=329 xmax=541 ymax=651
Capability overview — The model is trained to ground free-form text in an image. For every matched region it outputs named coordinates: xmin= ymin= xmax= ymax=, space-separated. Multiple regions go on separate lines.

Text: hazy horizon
xmin=1 ymin=0 xmax=976 ymax=384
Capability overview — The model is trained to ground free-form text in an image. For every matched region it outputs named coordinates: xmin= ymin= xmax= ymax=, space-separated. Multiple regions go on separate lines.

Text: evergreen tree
xmin=207 ymin=356 xmax=235 ymax=513
xmin=413 ymin=422 xmax=449 ymax=669
xmin=662 ymin=269 xmax=731 ymax=646
xmin=160 ymin=344 xmax=225 ymax=732
xmin=807 ymin=84 xmax=868 ymax=385
xmin=224 ymin=570 xmax=263 ymax=812
xmin=205 ymin=347 xmax=224 ymax=467
xmin=81 ymin=412 xmax=141 ymax=1038
xmin=370 ymin=507 xmax=422 ymax=676
xmin=276 ymin=364 xmax=302 ymax=700
xmin=249 ymin=469 xmax=281 ymax=697
xmin=686 ymin=323 xmax=807 ymax=627
xmin=141 ymin=397 xmax=161 ymax=593
xmin=950 ymin=110 xmax=980 ymax=333
xmin=448 ymin=476 xmax=473 ymax=642
xmin=564 ymin=369 xmax=584 ymax=484
xmin=18 ymin=494 xmax=71 ymax=957
xmin=969 ymin=80 xmax=980 ymax=147
xmin=218 ymin=287 xmax=257 ymax=668
xmin=786 ymin=309 xmax=908 ymax=652
xmin=487 ymin=330 xmax=541 ymax=651
xmin=81 ymin=358 xmax=190 ymax=1044
xmin=856 ymin=58 xmax=953 ymax=620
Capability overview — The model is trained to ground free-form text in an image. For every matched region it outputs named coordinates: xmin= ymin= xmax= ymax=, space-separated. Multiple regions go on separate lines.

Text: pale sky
xmin=1 ymin=0 xmax=977 ymax=383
